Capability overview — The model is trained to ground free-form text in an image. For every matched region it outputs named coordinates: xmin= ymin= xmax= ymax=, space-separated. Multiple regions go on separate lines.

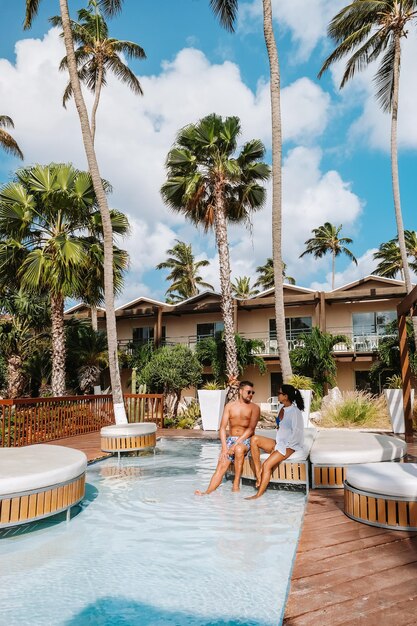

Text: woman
xmin=246 ymin=384 xmax=305 ymax=500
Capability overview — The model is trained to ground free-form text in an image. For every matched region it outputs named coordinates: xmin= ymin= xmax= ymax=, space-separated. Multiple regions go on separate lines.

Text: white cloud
xmin=0 ymin=27 xmax=358 ymax=300
xmin=239 ymin=0 xmax=346 ymax=61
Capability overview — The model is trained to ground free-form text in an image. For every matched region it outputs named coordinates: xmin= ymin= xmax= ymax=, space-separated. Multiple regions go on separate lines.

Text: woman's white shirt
xmin=275 ymin=403 xmax=304 ymax=455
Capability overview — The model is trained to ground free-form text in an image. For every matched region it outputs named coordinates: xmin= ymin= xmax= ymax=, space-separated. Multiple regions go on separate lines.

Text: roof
xmin=332 ymin=275 xmax=406 ymax=293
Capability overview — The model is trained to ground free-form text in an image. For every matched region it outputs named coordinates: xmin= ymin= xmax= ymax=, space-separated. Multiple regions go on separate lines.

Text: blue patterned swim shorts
xmin=226 ymin=436 xmax=251 ymax=461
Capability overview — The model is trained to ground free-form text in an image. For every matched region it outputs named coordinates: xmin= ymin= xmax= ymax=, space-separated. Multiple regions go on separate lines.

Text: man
xmin=195 ymin=380 xmax=260 ymax=495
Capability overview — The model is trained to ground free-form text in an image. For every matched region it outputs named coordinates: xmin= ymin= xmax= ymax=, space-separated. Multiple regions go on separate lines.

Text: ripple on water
xmin=0 ymin=439 xmax=305 ymax=626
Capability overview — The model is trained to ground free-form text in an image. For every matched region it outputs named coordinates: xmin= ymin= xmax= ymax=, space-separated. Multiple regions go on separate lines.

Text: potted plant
xmin=287 ymin=374 xmax=314 ymax=427
xmin=383 ymin=375 xmax=414 ymax=435
xmin=197 ymin=381 xmax=228 ymax=431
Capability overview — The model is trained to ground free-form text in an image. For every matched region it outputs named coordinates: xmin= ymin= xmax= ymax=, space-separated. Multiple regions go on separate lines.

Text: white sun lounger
xmin=344 ymin=462 xmax=417 ymax=530
xmin=0 ymin=445 xmax=87 ymax=528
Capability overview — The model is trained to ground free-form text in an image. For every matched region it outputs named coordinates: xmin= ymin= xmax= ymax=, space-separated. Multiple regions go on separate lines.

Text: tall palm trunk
xmin=59 ymin=0 xmax=126 ymax=422
xmin=213 ymin=179 xmax=238 ymax=381
xmin=391 ymin=31 xmax=417 ymax=341
xmin=50 ymin=293 xmax=66 ymax=396
xmin=263 ymin=0 xmax=292 ymax=381
xmin=332 ymin=249 xmax=335 ymax=290
xmin=90 ymin=64 xmax=103 ymax=144
xmin=90 ymin=67 xmax=103 ymax=331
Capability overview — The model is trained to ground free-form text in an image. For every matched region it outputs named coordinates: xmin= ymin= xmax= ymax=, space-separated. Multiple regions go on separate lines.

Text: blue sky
xmin=0 ymin=0 xmax=416 ymax=304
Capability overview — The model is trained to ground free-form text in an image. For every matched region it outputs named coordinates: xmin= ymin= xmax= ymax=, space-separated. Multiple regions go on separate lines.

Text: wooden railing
xmin=0 ymin=393 xmax=164 ymax=447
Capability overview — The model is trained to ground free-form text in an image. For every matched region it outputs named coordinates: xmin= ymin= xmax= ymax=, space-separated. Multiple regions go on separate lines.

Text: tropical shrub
xmin=139 ymin=344 xmax=202 ymax=418
xmin=287 ymin=374 xmax=314 ymax=389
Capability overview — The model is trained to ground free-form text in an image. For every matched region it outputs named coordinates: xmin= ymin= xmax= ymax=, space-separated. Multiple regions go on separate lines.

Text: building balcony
xmin=117 ymin=329 xmax=398 ymax=358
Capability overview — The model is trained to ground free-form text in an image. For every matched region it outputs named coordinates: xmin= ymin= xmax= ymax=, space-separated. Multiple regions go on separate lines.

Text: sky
xmin=0 ymin=0 xmax=416 ymax=306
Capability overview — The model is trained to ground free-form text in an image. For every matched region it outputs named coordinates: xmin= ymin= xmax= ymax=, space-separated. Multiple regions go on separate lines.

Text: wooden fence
xmin=0 ymin=393 xmax=164 ymax=447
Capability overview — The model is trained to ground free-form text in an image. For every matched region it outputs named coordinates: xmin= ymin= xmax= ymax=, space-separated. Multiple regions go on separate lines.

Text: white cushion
xmin=310 ymin=431 xmax=407 ymax=465
xmin=256 ymin=427 xmax=317 ymax=462
xmin=346 ymin=463 xmax=417 ymax=499
xmin=100 ymin=422 xmax=157 ymax=437
xmin=0 ymin=445 xmax=87 ymax=496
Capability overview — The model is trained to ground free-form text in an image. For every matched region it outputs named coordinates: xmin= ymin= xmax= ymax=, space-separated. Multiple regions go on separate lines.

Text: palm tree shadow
xmin=64 ymin=597 xmax=272 ymax=626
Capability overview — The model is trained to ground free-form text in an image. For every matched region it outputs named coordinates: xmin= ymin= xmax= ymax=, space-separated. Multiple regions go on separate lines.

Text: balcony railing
xmin=118 ymin=328 xmax=398 ymax=357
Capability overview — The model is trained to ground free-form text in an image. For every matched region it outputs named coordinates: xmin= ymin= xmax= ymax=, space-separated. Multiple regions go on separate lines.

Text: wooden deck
xmin=46 ymin=430 xmax=417 ymax=624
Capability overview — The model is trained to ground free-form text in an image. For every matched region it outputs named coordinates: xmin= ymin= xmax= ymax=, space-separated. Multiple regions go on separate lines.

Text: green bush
xmin=287 ymin=374 xmax=314 ymax=390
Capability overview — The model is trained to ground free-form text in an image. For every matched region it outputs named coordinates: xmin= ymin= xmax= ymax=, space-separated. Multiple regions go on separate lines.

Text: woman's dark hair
xmin=280 ymin=384 xmax=305 ymax=411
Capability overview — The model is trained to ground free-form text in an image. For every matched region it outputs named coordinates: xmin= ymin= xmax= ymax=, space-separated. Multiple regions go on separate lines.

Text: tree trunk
xmin=7 ymin=354 xmax=25 ymax=399
xmin=213 ymin=179 xmax=238 ymax=382
xmin=50 ymin=293 xmax=66 ymax=396
xmin=332 ymin=250 xmax=335 ymax=290
xmin=90 ymin=65 xmax=103 ymax=144
xmin=91 ymin=305 xmax=98 ymax=331
xmin=59 ymin=0 xmax=126 ymax=422
xmin=263 ymin=0 xmax=292 ymax=381
xmin=391 ymin=32 xmax=417 ymax=342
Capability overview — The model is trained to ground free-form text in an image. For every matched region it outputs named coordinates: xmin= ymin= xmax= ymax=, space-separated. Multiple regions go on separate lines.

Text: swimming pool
xmin=0 ymin=439 xmax=305 ymax=625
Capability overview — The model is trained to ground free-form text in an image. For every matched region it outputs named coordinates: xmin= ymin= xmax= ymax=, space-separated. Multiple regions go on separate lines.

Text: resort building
xmin=66 ymin=276 xmax=409 ymax=402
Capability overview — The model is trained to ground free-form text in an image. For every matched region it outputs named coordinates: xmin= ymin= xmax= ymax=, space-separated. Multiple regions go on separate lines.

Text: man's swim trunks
xmin=226 ymin=436 xmax=251 ymax=461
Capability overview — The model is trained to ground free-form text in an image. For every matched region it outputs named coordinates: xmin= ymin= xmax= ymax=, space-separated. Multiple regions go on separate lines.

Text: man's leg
xmin=250 ymin=436 xmax=275 ymax=487
xmin=231 ymin=443 xmax=248 ymax=492
xmin=195 ymin=454 xmax=231 ymax=496
xmin=246 ymin=449 xmax=294 ymax=500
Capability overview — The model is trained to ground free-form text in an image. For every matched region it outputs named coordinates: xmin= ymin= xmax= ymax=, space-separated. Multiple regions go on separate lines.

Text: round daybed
xmin=227 ymin=428 xmax=317 ymax=493
xmin=310 ymin=431 xmax=407 ymax=488
xmin=100 ymin=422 xmax=157 ymax=456
xmin=344 ymin=463 xmax=417 ymax=531
xmin=0 ymin=445 xmax=87 ymax=528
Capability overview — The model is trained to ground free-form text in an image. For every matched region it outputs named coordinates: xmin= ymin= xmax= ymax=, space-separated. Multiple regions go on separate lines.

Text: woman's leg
xmin=250 ymin=435 xmax=275 ymax=487
xmin=246 ymin=448 xmax=294 ymax=500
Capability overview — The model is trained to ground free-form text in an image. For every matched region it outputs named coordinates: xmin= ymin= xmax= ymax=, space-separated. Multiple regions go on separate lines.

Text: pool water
xmin=0 ymin=439 xmax=305 ymax=626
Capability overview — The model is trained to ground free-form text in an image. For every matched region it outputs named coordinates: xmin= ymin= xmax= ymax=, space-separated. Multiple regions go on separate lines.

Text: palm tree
xmin=0 ymin=289 xmax=50 ymax=398
xmin=51 ymin=0 xmax=146 ymax=142
xmin=195 ymin=331 xmax=266 ymax=386
xmin=372 ymin=231 xmax=417 ymax=279
xmin=66 ymin=321 xmax=109 ymax=393
xmin=300 ymin=222 xmax=358 ymax=290
xmin=25 ymin=0 xmax=128 ymax=420
xmin=0 ymin=116 xmax=23 ymax=160
xmin=161 ymin=114 xmax=270 ymax=381
xmin=156 ymin=240 xmax=214 ymax=303
xmin=210 ymin=0 xmax=292 ymax=380
xmin=319 ymin=0 xmax=417 ymax=336
xmin=290 ymin=326 xmax=350 ymax=393
xmin=231 ymin=276 xmax=259 ymax=299
xmin=254 ymin=258 xmax=296 ymax=290
xmin=0 ymin=163 xmax=124 ymax=397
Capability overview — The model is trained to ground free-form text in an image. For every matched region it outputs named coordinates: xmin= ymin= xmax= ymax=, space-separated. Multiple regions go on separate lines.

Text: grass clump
xmin=320 ymin=391 xmax=390 ymax=429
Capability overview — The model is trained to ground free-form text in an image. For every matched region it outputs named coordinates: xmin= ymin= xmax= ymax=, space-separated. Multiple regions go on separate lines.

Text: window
xmin=355 ymin=371 xmax=371 ymax=392
xmin=196 ymin=322 xmax=224 ymax=341
xmin=352 ymin=311 xmax=396 ymax=337
xmin=269 ymin=317 xmax=312 ymax=340
xmin=132 ymin=326 xmax=165 ymax=344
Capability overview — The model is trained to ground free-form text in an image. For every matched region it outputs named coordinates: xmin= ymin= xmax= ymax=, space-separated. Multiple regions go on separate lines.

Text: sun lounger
xmin=100 ymin=422 xmax=157 ymax=457
xmin=0 ymin=445 xmax=87 ymax=528
xmin=344 ymin=462 xmax=417 ymax=530
xmin=310 ymin=431 xmax=407 ymax=488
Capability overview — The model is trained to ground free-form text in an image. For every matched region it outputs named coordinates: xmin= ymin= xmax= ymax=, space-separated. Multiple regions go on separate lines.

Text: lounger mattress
xmin=346 ymin=463 xmax=417 ymax=499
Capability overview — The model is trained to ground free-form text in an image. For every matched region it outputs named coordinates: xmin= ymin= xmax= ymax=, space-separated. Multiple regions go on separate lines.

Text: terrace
xmin=117 ymin=326 xmax=398 ymax=357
